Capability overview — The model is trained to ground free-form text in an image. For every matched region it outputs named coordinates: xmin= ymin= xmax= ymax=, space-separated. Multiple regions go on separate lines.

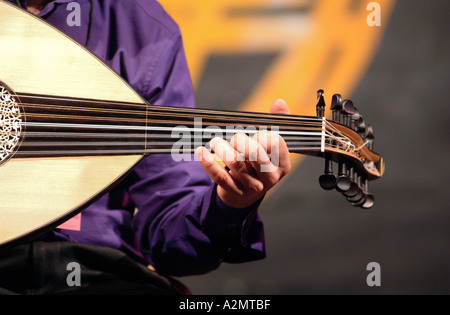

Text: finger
xmin=209 ymin=137 xmax=263 ymax=192
xmin=194 ymin=146 xmax=243 ymax=195
xmin=270 ymin=99 xmax=290 ymax=115
xmin=252 ymin=130 xmax=291 ymax=184
xmin=230 ymin=132 xmax=272 ymax=169
xmin=209 ymin=137 xmax=244 ymax=167
xmin=228 ymin=133 xmax=267 ymax=193
xmin=230 ymin=132 xmax=281 ymax=188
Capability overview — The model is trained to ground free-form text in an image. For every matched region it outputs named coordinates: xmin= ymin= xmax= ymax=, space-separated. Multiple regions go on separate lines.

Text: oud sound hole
xmin=0 ymin=83 xmax=23 ymax=165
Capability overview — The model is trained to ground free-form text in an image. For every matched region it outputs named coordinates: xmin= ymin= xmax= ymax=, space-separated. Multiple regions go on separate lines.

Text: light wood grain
xmin=0 ymin=156 xmax=142 ymax=245
xmin=0 ymin=2 xmax=147 ymax=247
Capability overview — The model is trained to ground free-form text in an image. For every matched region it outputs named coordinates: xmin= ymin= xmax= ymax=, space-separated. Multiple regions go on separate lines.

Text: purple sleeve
xmin=130 ymin=31 xmax=265 ymax=276
xmin=36 ymin=0 xmax=267 ymax=276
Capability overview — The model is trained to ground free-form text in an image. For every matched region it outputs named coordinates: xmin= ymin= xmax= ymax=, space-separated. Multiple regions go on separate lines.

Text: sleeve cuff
xmin=201 ymin=183 xmax=264 ymax=242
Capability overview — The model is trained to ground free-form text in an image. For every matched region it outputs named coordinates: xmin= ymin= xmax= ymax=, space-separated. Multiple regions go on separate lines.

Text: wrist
xmin=216 ymin=186 xmax=265 ymax=209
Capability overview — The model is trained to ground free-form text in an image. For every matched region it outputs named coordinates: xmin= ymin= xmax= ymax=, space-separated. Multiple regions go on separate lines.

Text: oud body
xmin=0 ymin=2 xmax=143 ymax=248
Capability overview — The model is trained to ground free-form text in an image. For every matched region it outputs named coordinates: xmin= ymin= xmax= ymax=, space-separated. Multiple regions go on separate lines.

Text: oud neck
xmin=146 ymin=104 xmax=325 ymax=154
xmin=16 ymin=93 xmax=326 ymax=158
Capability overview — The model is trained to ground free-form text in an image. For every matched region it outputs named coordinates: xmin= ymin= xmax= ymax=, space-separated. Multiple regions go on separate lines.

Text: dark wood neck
xmin=15 ymin=93 xmax=326 ymax=158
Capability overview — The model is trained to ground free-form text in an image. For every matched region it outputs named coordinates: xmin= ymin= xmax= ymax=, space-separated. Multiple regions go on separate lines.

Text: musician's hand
xmin=195 ymin=99 xmax=291 ymax=209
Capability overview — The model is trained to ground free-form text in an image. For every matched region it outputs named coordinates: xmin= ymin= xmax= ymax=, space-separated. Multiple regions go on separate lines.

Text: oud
xmin=0 ymin=1 xmax=384 ymax=251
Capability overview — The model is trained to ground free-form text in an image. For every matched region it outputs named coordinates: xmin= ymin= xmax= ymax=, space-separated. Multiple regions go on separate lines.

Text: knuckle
xmin=284 ymin=163 xmax=292 ymax=175
xmin=213 ymin=172 xmax=228 ymax=185
xmin=229 ymin=133 xmax=239 ymax=146
xmin=265 ymin=173 xmax=280 ymax=187
xmin=228 ymin=158 xmax=241 ymax=169
xmin=251 ymin=182 xmax=265 ymax=194
xmin=248 ymin=146 xmax=259 ymax=162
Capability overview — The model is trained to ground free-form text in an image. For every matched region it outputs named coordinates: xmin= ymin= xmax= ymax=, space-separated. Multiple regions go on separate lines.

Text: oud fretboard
xmin=14 ymin=93 xmax=326 ymax=158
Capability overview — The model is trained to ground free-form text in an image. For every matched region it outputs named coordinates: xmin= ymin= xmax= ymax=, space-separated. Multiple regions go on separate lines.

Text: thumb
xmin=270 ymin=99 xmax=290 ymax=114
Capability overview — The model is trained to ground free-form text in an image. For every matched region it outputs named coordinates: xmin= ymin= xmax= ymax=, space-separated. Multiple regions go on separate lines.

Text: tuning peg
xmin=340 ymin=100 xmax=356 ymax=126
xmin=350 ymin=178 xmax=367 ymax=207
xmin=330 ymin=94 xmax=342 ymax=122
xmin=316 ymin=89 xmax=325 ymax=117
xmin=360 ymin=179 xmax=375 ymax=209
xmin=342 ymin=167 xmax=358 ymax=197
xmin=335 ymin=161 xmax=352 ymax=192
xmin=361 ymin=193 xmax=375 ymax=209
xmin=355 ymin=116 xmax=366 ymax=138
xmin=365 ymin=125 xmax=374 ymax=150
xmin=343 ymin=173 xmax=375 ymax=209
xmin=319 ymin=155 xmax=336 ymax=190
xmin=345 ymin=172 xmax=365 ymax=204
xmin=350 ymin=106 xmax=361 ymax=131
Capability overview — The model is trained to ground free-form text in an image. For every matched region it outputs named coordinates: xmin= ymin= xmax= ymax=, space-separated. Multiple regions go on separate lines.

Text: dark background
xmin=182 ymin=0 xmax=450 ymax=294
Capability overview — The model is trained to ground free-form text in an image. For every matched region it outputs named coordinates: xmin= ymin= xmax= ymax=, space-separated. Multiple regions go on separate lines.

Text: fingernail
xmin=209 ymin=137 xmax=220 ymax=148
xmin=194 ymin=147 xmax=203 ymax=161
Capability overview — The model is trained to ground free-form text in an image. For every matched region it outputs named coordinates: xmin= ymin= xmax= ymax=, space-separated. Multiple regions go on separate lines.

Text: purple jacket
xmin=9 ymin=0 xmax=265 ymax=276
